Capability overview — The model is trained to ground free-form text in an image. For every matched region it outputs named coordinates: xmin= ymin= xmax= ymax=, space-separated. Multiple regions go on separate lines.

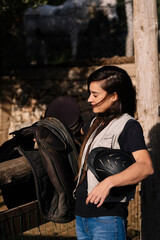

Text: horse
xmin=23 ymin=0 xmax=118 ymax=65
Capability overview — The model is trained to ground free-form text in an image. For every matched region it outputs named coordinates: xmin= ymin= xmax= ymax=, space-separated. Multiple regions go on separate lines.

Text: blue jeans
xmin=76 ymin=216 xmax=127 ymax=240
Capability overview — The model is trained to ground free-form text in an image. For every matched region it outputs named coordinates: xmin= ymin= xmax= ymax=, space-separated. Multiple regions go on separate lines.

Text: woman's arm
xmin=86 ymin=149 xmax=154 ymax=207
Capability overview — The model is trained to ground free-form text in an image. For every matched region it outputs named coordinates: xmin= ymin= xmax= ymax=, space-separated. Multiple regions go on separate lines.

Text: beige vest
xmin=75 ymin=113 xmax=136 ymax=202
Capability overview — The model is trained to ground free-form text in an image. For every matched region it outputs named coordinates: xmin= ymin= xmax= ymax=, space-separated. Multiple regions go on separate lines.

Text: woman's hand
xmin=86 ymin=149 xmax=154 ymax=208
xmin=86 ymin=178 xmax=112 ymax=208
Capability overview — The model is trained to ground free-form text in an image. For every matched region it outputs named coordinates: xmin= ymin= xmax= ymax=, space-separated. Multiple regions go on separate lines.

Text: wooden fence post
xmin=133 ymin=0 xmax=160 ymax=239
xmin=125 ymin=0 xmax=134 ymax=56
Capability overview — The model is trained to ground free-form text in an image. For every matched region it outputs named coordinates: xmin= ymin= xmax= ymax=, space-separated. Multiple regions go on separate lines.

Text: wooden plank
xmin=0 ymin=157 xmax=32 ymax=188
xmin=0 ymin=200 xmax=46 ymax=239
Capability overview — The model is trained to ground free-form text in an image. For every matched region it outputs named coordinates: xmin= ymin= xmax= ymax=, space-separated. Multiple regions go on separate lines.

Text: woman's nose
xmin=88 ymin=94 xmax=92 ymax=103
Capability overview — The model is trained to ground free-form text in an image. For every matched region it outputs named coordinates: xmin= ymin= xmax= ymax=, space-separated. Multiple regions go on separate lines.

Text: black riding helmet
xmin=87 ymin=147 xmax=136 ymax=197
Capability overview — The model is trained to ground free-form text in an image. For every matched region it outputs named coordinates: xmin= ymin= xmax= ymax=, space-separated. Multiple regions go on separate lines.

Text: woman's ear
xmin=112 ymin=92 xmax=118 ymax=102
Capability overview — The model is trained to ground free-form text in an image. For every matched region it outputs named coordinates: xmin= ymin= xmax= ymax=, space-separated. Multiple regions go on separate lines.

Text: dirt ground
xmin=55 ymin=56 xmax=135 ymax=67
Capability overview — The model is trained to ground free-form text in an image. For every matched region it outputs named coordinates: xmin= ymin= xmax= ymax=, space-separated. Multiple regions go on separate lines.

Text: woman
xmin=74 ymin=66 xmax=154 ymax=240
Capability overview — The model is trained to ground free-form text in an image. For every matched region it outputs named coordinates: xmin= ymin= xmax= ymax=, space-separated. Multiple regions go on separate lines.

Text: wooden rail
xmin=0 ymin=157 xmax=32 ymax=188
xmin=0 ymin=200 xmax=45 ymax=239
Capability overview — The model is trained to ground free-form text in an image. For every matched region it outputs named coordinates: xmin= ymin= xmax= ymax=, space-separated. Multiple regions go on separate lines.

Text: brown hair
xmin=77 ymin=66 xmax=136 ymax=183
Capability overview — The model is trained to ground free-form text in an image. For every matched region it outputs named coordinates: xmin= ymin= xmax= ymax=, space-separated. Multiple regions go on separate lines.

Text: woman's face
xmin=88 ymin=81 xmax=117 ymax=113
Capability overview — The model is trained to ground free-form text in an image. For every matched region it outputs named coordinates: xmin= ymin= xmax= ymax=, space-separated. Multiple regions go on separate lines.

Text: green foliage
xmin=0 ymin=1 xmax=42 ymax=15
xmin=0 ymin=0 xmax=65 ymax=15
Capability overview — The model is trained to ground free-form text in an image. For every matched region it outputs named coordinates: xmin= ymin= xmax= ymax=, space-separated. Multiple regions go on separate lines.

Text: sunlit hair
xmin=88 ymin=65 xmax=136 ymax=117
xmin=77 ymin=66 xmax=136 ymax=183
